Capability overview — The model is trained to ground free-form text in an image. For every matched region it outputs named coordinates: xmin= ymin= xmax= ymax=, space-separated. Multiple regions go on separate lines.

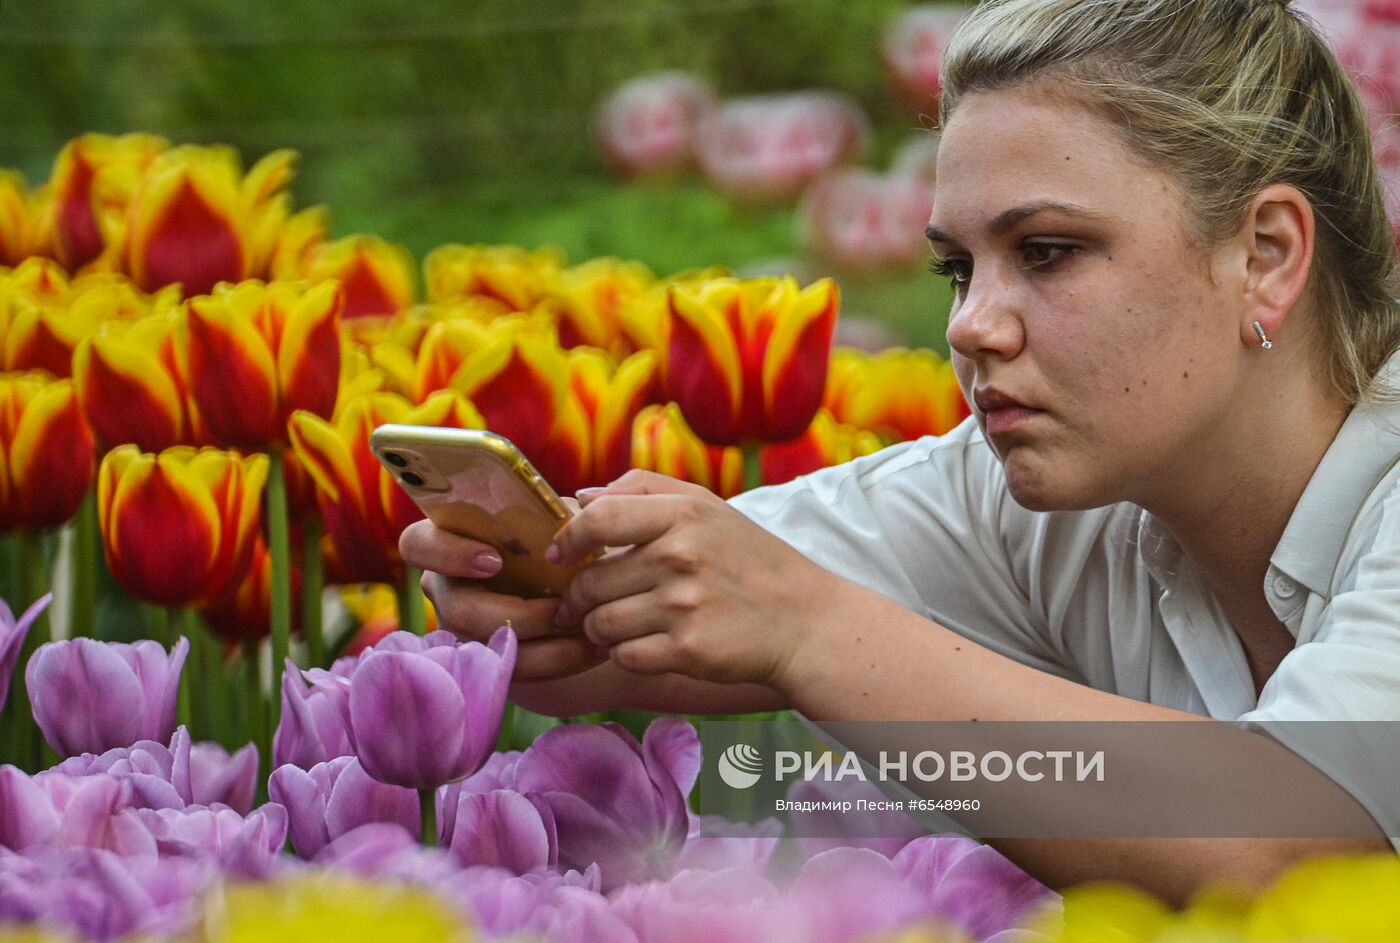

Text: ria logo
xmin=717 ymin=743 xmax=764 ymax=789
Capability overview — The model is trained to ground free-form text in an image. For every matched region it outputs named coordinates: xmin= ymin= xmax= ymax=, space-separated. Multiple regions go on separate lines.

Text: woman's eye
xmin=928 ymin=256 xmax=972 ymax=289
xmin=1020 ymin=242 xmax=1076 ymax=270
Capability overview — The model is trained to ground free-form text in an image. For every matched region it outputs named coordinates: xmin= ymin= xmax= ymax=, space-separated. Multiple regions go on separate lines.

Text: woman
xmin=403 ymin=0 xmax=1400 ymax=902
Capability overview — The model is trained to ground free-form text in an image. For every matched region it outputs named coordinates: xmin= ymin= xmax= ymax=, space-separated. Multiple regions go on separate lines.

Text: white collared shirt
xmin=730 ymin=397 xmax=1400 ymax=848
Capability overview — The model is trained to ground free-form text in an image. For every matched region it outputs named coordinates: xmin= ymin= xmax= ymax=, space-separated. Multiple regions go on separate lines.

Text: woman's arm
xmin=781 ymin=581 xmax=1391 ymax=905
xmin=550 ymin=471 xmax=1391 ymax=904
xmin=509 ymin=660 xmax=788 ymax=716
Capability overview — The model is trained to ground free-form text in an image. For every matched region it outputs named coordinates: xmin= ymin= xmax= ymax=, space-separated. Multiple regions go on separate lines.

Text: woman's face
xmin=931 ymin=86 xmax=1247 ymax=511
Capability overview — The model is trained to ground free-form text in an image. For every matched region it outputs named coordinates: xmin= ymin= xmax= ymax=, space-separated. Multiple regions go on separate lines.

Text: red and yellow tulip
xmin=181 ymin=279 xmax=343 ymax=450
xmin=288 ymin=389 xmax=483 ymax=585
xmin=539 ymin=346 xmax=658 ymax=493
xmin=301 ymin=235 xmax=415 ymax=319
xmin=0 ymin=171 xmax=38 ymax=267
xmin=409 ymin=315 xmax=567 ymax=462
xmin=43 ymin=133 xmax=169 ymax=273
xmin=74 ymin=310 xmax=197 ymax=452
xmin=423 ymin=243 xmax=563 ymax=313
xmin=761 ymin=408 xmax=882 ymax=486
xmin=97 ymin=445 xmax=268 ymax=606
xmin=632 ymin=402 xmax=742 ymax=498
xmin=0 ymin=372 xmax=96 ymax=532
xmin=200 ymin=536 xmax=302 ymax=644
xmin=124 ymin=146 xmax=297 ymax=296
xmin=545 ymin=257 xmax=654 ymax=356
xmin=665 ymin=275 xmax=838 ymax=446
xmin=824 ymin=347 xmax=969 ymax=442
xmin=268 ymin=205 xmax=329 ymax=282
xmin=7 ymin=275 xmax=176 ymax=379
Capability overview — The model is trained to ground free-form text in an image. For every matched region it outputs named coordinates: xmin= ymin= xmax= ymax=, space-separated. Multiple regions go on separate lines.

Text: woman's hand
xmin=399 ymin=507 xmax=607 ymax=683
xmin=548 ymin=469 xmax=849 ymax=691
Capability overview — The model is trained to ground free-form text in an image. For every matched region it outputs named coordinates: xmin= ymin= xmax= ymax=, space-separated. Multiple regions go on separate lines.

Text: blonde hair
xmin=939 ymin=0 xmax=1400 ymax=404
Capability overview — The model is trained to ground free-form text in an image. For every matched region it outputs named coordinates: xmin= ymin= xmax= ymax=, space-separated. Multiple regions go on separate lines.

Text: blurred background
xmin=0 ymin=0 xmax=968 ymax=351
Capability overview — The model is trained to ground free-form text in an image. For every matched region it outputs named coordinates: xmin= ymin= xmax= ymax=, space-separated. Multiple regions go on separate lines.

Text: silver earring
xmin=1253 ymin=321 xmax=1274 ymax=349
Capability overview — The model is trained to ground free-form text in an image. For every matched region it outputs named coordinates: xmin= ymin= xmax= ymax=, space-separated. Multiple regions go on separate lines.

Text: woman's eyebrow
xmin=925 ymin=200 xmax=1110 ymax=244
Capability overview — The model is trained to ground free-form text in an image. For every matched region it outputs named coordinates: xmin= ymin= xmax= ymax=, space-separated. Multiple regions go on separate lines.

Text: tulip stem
xmin=300 ymin=517 xmax=326 ymax=667
xmin=13 ymin=530 xmax=51 ymax=770
xmin=399 ymin=567 xmax=427 ymax=636
xmin=419 ymin=787 xmax=437 ymax=847
xmin=266 ymin=451 xmax=292 ymax=751
xmin=174 ymin=608 xmax=193 ymax=733
xmin=741 ymin=444 xmax=764 ymax=493
xmin=146 ymin=605 xmax=170 ymax=647
xmin=243 ymin=639 xmax=266 ymax=785
xmin=68 ymin=489 xmax=98 ymax=638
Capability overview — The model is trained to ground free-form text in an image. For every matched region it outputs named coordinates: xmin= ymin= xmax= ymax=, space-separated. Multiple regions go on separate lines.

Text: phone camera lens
xmin=384 ymin=452 xmax=408 ymax=468
xmin=401 ymin=472 xmax=425 ymax=487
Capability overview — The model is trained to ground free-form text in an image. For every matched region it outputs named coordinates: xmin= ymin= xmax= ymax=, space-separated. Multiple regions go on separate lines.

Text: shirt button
xmin=1272 ymin=573 xmax=1297 ymax=599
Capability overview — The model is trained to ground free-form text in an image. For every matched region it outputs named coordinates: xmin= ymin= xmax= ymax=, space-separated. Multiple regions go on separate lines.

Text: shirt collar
xmin=1271 ymin=387 xmax=1400 ymax=597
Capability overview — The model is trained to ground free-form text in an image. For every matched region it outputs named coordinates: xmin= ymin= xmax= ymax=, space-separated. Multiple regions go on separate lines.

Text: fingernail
xmin=472 ymin=551 xmax=503 ymax=575
xmin=576 ymin=487 xmax=605 ymax=498
xmin=545 ymin=543 xmax=561 ymax=565
xmin=554 ymin=603 xmax=573 ymax=627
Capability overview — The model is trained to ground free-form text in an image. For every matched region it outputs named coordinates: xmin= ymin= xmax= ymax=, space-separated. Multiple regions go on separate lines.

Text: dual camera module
xmin=383 ymin=451 xmax=424 ymax=487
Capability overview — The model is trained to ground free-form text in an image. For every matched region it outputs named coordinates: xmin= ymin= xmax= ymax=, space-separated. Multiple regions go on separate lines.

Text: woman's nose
xmin=944 ymin=278 xmax=1025 ymax=363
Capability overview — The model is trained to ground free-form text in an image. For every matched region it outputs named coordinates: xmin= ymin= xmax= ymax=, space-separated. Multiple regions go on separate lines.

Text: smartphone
xmin=370 ymin=424 xmax=590 ymax=598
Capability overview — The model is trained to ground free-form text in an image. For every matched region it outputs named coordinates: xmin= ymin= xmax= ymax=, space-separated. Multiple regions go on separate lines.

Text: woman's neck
xmin=1140 ymin=373 xmax=1350 ymax=613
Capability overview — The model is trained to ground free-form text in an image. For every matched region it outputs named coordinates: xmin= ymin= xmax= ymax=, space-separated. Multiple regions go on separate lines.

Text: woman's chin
xmin=1002 ymin=459 xmax=1109 ymax=513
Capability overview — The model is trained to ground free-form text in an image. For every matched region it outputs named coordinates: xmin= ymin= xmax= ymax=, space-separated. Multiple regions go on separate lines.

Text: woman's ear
xmin=1237 ymin=183 xmax=1315 ymax=348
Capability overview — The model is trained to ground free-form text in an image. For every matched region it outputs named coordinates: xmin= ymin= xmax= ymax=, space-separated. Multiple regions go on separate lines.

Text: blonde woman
xmin=403 ymin=0 xmax=1400 ymax=901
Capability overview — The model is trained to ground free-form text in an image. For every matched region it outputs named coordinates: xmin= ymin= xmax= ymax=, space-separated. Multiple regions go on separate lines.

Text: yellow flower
xmin=124 ymin=145 xmax=297 ymax=295
xmin=204 ymin=876 xmax=474 ymax=943
xmin=1246 ymin=854 xmax=1400 ymax=943
xmin=423 ymin=243 xmax=563 ymax=313
xmin=302 ymin=234 xmax=416 ymax=318
xmin=824 ymin=346 xmax=969 ymax=442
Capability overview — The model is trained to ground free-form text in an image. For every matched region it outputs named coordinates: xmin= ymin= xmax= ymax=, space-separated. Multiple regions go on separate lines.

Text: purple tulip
xmin=443 ymin=788 xmax=557 ymax=873
xmin=513 ymin=716 xmax=700 ymax=891
xmin=273 ymin=658 xmax=354 ymax=771
xmin=125 ymin=804 xmax=288 ymax=878
xmin=783 ymin=840 xmax=1059 ymax=943
xmin=26 ymin=637 xmax=189 ymax=758
xmin=41 ymin=726 xmax=257 ymax=815
xmin=674 ymin=814 xmax=783 ymax=873
xmin=786 ymin=776 xmax=926 ymax=859
xmin=443 ymin=865 xmax=635 ymax=943
xmin=269 ymin=756 xmax=418 ymax=859
xmin=0 ymin=765 xmax=60 ymax=850
xmin=891 ymin=835 xmax=1059 ymax=941
xmin=314 ymin=822 xmax=464 ymax=885
xmin=178 ymin=736 xmax=259 ymax=815
xmin=345 ymin=627 xmax=516 ymax=790
xmin=0 ymin=846 xmax=213 ymax=941
xmin=786 ymin=847 xmax=933 ymax=942
xmin=0 ymin=593 xmax=50 ymax=711
xmin=610 ymin=866 xmax=787 ymax=943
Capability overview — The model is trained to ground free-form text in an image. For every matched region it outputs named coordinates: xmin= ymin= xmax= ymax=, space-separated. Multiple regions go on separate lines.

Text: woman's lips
xmin=982 ymin=405 xmax=1039 ymax=437
xmin=972 ymin=387 xmax=1040 ymax=437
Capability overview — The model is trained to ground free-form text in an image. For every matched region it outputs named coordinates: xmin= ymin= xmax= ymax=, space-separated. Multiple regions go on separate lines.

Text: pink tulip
xmin=798 ymin=168 xmax=935 ymax=270
xmin=595 ymin=72 xmax=715 ymax=176
xmin=881 ymin=4 xmax=968 ymax=109
xmin=696 ymin=93 xmax=868 ymax=201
